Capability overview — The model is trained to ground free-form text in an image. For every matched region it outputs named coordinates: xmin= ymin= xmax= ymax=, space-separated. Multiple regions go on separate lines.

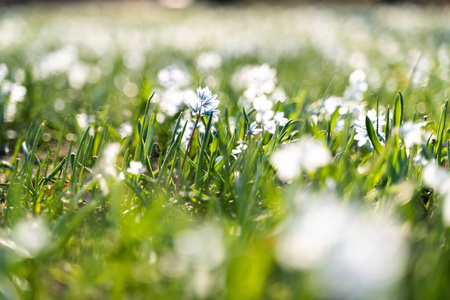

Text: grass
xmin=1 ymin=2 xmax=450 ymax=299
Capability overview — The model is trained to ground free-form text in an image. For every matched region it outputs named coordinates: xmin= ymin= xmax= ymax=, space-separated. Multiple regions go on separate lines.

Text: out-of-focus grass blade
xmin=70 ymin=126 xmax=90 ymax=190
xmin=157 ymin=116 xmax=186 ymax=185
xmin=389 ymin=146 xmax=407 ymax=183
xmin=435 ymin=100 xmax=448 ymax=164
xmin=195 ymin=114 xmax=213 ymax=189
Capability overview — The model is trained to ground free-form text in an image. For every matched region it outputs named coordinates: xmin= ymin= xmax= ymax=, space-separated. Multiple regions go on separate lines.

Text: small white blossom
xmin=157 ymin=64 xmax=190 ymax=90
xmin=270 ymin=137 xmax=332 ymax=181
xmin=354 ymin=109 xmax=386 ymax=148
xmin=196 ymin=52 xmax=222 ymax=73
xmin=264 ymin=112 xmax=289 ymax=134
xmin=400 ymin=122 xmax=425 ymax=148
xmin=247 ymin=121 xmax=263 ymax=135
xmin=188 ymin=86 xmax=220 ymax=117
xmin=12 ymin=218 xmax=50 ymax=258
xmin=231 ymin=142 xmax=247 ymax=159
xmin=127 ymin=161 xmax=144 ymax=175
xmin=344 ymin=69 xmax=368 ymax=101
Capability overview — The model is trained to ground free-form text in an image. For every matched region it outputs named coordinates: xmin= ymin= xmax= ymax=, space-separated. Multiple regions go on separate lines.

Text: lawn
xmin=1 ymin=2 xmax=450 ymax=299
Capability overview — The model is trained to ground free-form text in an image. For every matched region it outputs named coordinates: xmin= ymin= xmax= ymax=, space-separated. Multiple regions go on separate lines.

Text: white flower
xmin=231 ymin=142 xmax=247 ymax=159
xmin=196 ymin=52 xmax=222 ymax=72
xmin=354 ymin=109 xmax=386 ymax=148
xmin=276 ymin=195 xmax=408 ymax=299
xmin=400 ymin=122 xmax=425 ymax=148
xmin=158 ymin=88 xmax=196 ymax=117
xmin=232 ymin=64 xmax=277 ymax=96
xmin=118 ymin=122 xmax=133 ymax=138
xmin=0 ymin=63 xmax=8 ymax=82
xmin=413 ymin=148 xmax=429 ymax=166
xmin=247 ymin=121 xmax=263 ymax=135
xmin=157 ymin=64 xmax=190 ymax=89
xmin=12 ymin=218 xmax=50 ymax=258
xmin=127 ymin=161 xmax=144 ymax=175
xmin=188 ymin=86 xmax=220 ymax=117
xmin=270 ymin=137 xmax=332 ymax=181
xmin=101 ymin=143 xmax=121 ymax=177
xmin=344 ymin=69 xmax=368 ymax=101
xmin=264 ymin=112 xmax=289 ymax=134
xmin=422 ymin=161 xmax=450 ymax=195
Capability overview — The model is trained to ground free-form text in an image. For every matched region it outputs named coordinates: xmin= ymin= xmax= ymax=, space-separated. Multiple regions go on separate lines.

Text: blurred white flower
xmin=76 ymin=113 xmax=94 ymax=131
xmin=196 ymin=52 xmax=222 ymax=73
xmin=35 ymin=45 xmax=79 ymax=79
xmin=413 ymin=148 xmax=429 ymax=166
xmin=158 ymin=88 xmax=196 ymax=117
xmin=118 ymin=122 xmax=133 ymax=138
xmin=127 ymin=161 xmax=144 ymax=175
xmin=344 ymin=69 xmax=368 ymax=101
xmin=276 ymin=195 xmax=408 ymax=299
xmin=400 ymin=122 xmax=425 ymax=148
xmin=174 ymin=225 xmax=224 ymax=270
xmin=231 ymin=142 xmax=247 ymax=159
xmin=68 ymin=63 xmax=90 ymax=89
xmin=269 ymin=87 xmax=287 ymax=103
xmin=264 ymin=112 xmax=289 ymax=134
xmin=157 ymin=64 xmax=190 ymax=90
xmin=270 ymin=137 xmax=332 ymax=181
xmin=422 ymin=161 xmax=450 ymax=195
xmin=12 ymin=218 xmax=50 ymax=258
xmin=101 ymin=143 xmax=121 ymax=177
xmin=0 ymin=63 xmax=8 ymax=82
xmin=232 ymin=64 xmax=277 ymax=96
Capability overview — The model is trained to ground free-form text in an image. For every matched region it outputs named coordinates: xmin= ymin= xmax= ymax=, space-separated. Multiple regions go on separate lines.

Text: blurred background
xmin=1 ymin=0 xmax=450 ymax=6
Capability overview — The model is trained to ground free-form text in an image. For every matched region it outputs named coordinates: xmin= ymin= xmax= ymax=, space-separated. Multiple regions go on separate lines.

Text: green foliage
xmin=1 ymin=4 xmax=450 ymax=300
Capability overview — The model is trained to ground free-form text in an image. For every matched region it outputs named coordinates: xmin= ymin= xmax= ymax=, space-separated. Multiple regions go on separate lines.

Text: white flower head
xmin=231 ymin=142 xmax=248 ymax=159
xmin=264 ymin=112 xmax=289 ymax=134
xmin=12 ymin=218 xmax=50 ymax=258
xmin=188 ymin=86 xmax=220 ymax=118
xmin=422 ymin=161 xmax=450 ymax=195
xmin=157 ymin=64 xmax=190 ymax=90
xmin=127 ymin=161 xmax=144 ymax=175
xmin=344 ymin=69 xmax=368 ymax=102
xmin=276 ymin=195 xmax=408 ymax=299
xmin=196 ymin=52 xmax=222 ymax=73
xmin=400 ymin=122 xmax=425 ymax=148
xmin=354 ymin=109 xmax=386 ymax=148
xmin=232 ymin=63 xmax=277 ymax=96
xmin=247 ymin=121 xmax=263 ymax=135
xmin=270 ymin=137 xmax=332 ymax=181
xmin=101 ymin=143 xmax=121 ymax=177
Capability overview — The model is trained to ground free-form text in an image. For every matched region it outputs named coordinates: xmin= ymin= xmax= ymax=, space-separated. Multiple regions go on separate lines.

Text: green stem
xmin=175 ymin=114 xmax=200 ymax=196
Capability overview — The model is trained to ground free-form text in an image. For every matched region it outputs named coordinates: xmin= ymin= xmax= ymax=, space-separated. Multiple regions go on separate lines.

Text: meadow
xmin=1 ymin=2 xmax=450 ymax=299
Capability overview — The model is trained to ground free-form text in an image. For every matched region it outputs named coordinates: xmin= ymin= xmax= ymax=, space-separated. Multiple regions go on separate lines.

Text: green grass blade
xmin=366 ymin=116 xmax=384 ymax=154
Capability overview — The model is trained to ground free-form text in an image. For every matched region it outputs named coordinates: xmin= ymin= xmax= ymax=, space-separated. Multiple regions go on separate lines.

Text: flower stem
xmin=175 ymin=114 xmax=200 ymax=196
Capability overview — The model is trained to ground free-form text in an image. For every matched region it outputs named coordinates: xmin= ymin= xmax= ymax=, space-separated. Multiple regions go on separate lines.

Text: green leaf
xmin=385 ymin=105 xmax=391 ymax=141
xmin=195 ymin=114 xmax=213 ymax=189
xmin=435 ymin=100 xmax=448 ymax=164
xmin=393 ymin=91 xmax=404 ymax=128
xmin=365 ymin=116 xmax=384 ymax=154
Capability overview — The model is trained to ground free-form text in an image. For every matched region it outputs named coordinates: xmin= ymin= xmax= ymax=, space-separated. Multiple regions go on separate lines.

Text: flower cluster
xmin=188 ymin=87 xmax=220 ymax=118
xmin=232 ymin=64 xmax=288 ymax=134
